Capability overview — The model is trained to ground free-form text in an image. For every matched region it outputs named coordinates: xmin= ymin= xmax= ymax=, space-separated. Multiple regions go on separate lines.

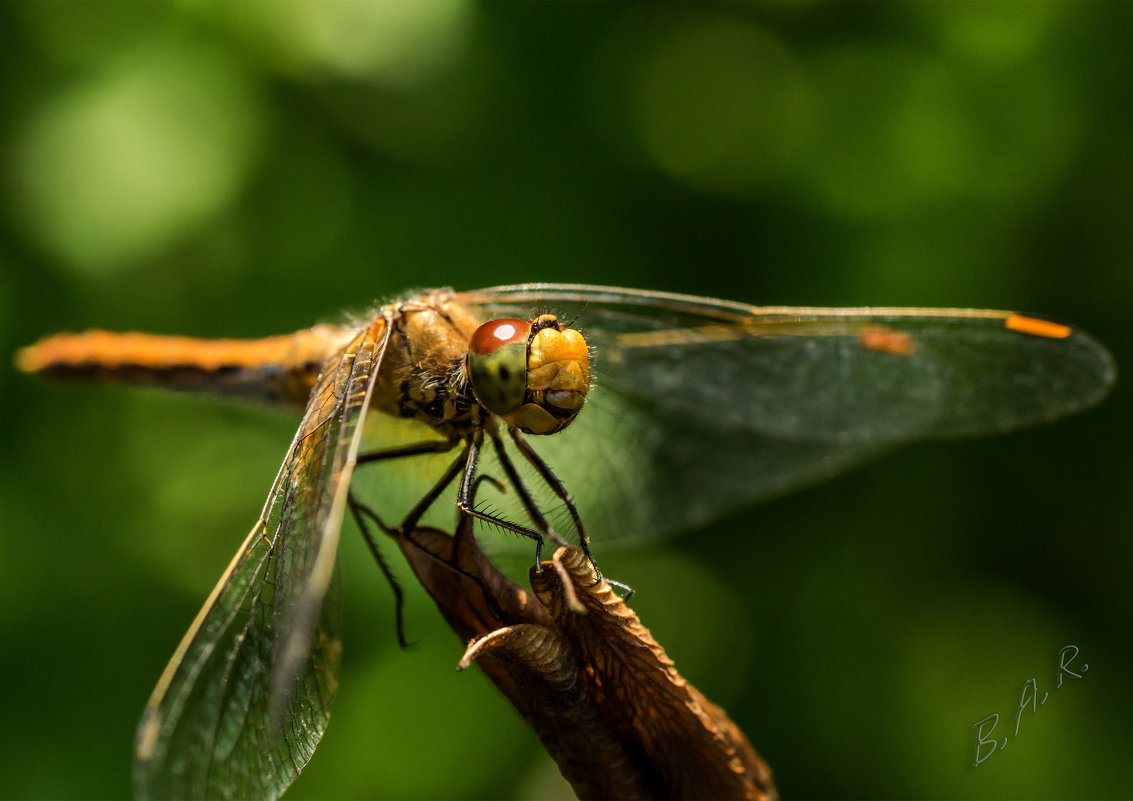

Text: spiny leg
xmin=348 ymin=439 xmax=463 ymax=646
xmin=509 ymin=427 xmax=601 ymax=581
xmin=355 ymin=461 xmax=511 ymax=624
xmin=352 ymin=436 xmax=466 ymax=542
xmin=458 ymin=429 xmax=551 ymax=571
xmin=448 ymin=474 xmax=507 ymax=563
xmin=449 ymin=474 xmax=512 ymax=624
xmin=353 ymin=430 xmax=597 ymax=582
xmin=488 ymin=429 xmax=570 ymax=548
xmin=354 ymin=446 xmax=491 ymax=584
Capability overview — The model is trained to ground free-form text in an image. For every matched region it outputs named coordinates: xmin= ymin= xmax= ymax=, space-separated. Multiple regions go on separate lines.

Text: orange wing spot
xmin=858 ymin=325 xmax=916 ymax=356
xmin=1005 ymin=315 xmax=1071 ymax=340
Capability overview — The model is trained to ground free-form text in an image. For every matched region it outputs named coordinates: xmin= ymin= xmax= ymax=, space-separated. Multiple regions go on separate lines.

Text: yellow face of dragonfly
xmin=465 ymin=314 xmax=591 ymax=435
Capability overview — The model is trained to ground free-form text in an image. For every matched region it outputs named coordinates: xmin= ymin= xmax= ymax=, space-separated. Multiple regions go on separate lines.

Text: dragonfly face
xmin=15 ymin=283 xmax=1116 ymax=800
xmin=466 ymin=313 xmax=591 ymax=435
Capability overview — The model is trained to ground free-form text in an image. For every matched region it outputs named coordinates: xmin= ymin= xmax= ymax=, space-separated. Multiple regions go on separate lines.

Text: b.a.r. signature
xmin=971 ymin=645 xmax=1087 ymax=767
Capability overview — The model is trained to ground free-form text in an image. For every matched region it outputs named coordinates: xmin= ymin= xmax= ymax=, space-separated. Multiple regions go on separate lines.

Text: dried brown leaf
xmin=394 ymin=519 xmax=777 ymax=801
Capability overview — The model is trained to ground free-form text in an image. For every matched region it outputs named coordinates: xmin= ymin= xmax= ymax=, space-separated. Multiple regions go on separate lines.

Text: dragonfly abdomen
xmin=15 ymin=325 xmax=357 ymax=408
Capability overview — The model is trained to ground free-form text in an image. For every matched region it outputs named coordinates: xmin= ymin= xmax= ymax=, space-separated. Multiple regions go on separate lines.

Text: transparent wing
xmin=134 ymin=321 xmax=390 ymax=801
xmin=456 ymin=284 xmax=1115 ymax=541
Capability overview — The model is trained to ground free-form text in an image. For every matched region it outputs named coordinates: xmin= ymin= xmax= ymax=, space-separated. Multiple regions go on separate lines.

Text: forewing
xmin=134 ymin=321 xmax=389 ymax=800
xmin=457 ymin=284 xmax=1115 ymax=541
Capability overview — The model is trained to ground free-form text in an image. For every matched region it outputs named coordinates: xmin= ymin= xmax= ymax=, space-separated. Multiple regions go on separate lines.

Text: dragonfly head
xmin=466 ymin=314 xmax=590 ymax=435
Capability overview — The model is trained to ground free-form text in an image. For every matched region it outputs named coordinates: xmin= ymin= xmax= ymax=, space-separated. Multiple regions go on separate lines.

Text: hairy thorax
xmin=368 ymin=291 xmax=487 ymax=441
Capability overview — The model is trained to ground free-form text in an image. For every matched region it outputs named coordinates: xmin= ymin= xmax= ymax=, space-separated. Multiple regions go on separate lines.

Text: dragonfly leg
xmin=350 ymin=441 xmax=465 ymax=646
xmin=509 ymin=428 xmax=601 ymax=581
xmin=392 ymin=451 xmax=515 ymax=599
xmin=347 ymin=494 xmax=412 ymax=649
xmin=487 ymin=429 xmax=570 ymax=548
xmin=349 ymin=454 xmax=504 ymax=642
xmin=449 ymin=475 xmax=509 ymax=624
xmin=356 ymin=437 xmax=457 ymax=464
xmin=458 ymin=429 xmax=550 ymax=572
xmin=357 ymin=444 xmax=504 ymax=582
xmin=353 ymin=437 xmax=465 ymax=535
xmin=393 ymin=449 xmax=467 ymax=534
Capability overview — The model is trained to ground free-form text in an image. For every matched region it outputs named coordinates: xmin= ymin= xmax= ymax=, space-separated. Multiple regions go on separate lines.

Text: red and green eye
xmin=467 ymin=318 xmax=530 ymax=416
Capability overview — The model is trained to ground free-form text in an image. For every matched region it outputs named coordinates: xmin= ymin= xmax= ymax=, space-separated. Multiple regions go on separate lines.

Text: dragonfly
xmin=16 ymin=283 xmax=1115 ymax=800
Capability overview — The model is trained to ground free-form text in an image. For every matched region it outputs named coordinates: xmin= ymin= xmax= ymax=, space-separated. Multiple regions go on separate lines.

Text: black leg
xmin=348 ymin=438 xmax=465 ymax=647
xmin=356 ymin=463 xmax=511 ymax=622
xmin=349 ymin=480 xmax=499 ymax=639
xmin=451 ymin=474 xmax=509 ymax=624
xmin=348 ymin=493 xmax=411 ymax=648
xmin=354 ymin=447 xmax=491 ymax=582
xmin=395 ymin=448 xmax=467 ymax=534
xmin=356 ymin=438 xmax=457 ymax=465
xmin=509 ymin=428 xmax=601 ymax=580
xmin=457 ymin=429 xmax=550 ymax=571
xmin=351 ymin=427 xmax=601 ymax=580
xmin=488 ymin=431 xmax=570 ymax=548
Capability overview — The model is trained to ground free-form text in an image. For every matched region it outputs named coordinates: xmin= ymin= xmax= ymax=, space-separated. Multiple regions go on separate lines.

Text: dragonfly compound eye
xmin=468 ymin=318 xmax=531 ymax=417
xmin=467 ymin=315 xmax=591 ymax=435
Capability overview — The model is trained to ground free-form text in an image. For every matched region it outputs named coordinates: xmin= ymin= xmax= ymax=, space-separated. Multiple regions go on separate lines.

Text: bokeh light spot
xmin=182 ymin=0 xmax=471 ymax=86
xmin=634 ymin=18 xmax=809 ymax=195
xmin=6 ymin=43 xmax=262 ymax=277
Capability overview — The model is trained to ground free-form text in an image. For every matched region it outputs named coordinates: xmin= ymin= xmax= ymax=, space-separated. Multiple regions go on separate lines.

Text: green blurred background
xmin=3 ymin=2 xmax=1131 ymax=798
